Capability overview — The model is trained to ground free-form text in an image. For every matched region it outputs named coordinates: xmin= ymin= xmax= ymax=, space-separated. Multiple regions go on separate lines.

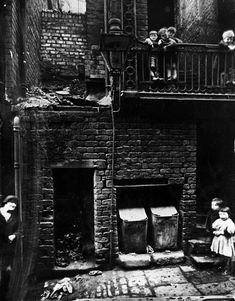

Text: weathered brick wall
xmin=176 ymin=0 xmax=219 ymax=43
xmin=41 ymin=11 xmax=88 ymax=78
xmin=87 ymin=0 xmax=104 ymax=46
xmin=20 ymin=107 xmax=196 ymax=269
xmin=25 ymin=0 xmax=47 ymax=87
xmin=3 ymin=0 xmax=20 ymax=100
xmin=2 ymin=0 xmax=46 ymax=100
xmin=86 ymin=0 xmax=106 ymax=78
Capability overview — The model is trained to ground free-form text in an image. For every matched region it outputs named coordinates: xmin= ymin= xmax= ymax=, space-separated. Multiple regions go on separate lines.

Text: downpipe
xmin=13 ymin=116 xmax=23 ymax=267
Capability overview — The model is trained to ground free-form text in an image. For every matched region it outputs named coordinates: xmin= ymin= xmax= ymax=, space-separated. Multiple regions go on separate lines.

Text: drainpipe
xmin=0 ymin=2 xmax=6 ymax=203
xmin=0 ymin=117 xmax=2 ymax=202
xmin=13 ymin=116 xmax=23 ymax=267
xmin=0 ymin=116 xmax=2 ymax=202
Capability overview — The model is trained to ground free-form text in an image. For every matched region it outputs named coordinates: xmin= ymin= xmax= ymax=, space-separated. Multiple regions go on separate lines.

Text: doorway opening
xmin=53 ymin=168 xmax=94 ymax=267
xmin=148 ymin=0 xmax=175 ymax=31
xmin=197 ymin=121 xmax=233 ymax=217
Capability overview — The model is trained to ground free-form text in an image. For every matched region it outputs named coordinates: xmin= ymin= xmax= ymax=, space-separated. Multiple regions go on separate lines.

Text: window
xmin=58 ymin=0 xmax=86 ymax=14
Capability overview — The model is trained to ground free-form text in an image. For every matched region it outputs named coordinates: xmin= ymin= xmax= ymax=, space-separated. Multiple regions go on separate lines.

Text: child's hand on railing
xmin=8 ymin=234 xmax=16 ymax=243
xmin=144 ymin=38 xmax=153 ymax=47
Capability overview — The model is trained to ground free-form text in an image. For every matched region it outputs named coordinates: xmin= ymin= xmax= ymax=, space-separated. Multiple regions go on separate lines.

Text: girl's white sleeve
xmin=227 ymin=220 xmax=235 ymax=234
xmin=212 ymin=219 xmax=220 ymax=229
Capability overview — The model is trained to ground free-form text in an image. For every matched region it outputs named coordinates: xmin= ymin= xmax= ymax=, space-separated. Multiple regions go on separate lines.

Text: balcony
xmin=122 ymin=43 xmax=235 ymax=101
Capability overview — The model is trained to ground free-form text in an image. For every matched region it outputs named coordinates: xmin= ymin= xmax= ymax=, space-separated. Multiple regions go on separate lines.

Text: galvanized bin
xmin=150 ymin=206 xmax=178 ymax=251
xmin=119 ymin=208 xmax=148 ymax=254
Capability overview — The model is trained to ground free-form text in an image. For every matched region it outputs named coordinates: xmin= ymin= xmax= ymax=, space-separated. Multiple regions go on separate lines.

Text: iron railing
xmin=123 ymin=43 xmax=235 ymax=94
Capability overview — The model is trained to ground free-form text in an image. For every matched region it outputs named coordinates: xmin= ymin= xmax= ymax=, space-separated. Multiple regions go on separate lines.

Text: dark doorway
xmin=53 ymin=168 xmax=94 ymax=267
xmin=148 ymin=0 xmax=175 ymax=31
xmin=197 ymin=121 xmax=233 ymax=214
xmin=218 ymin=0 xmax=235 ymax=37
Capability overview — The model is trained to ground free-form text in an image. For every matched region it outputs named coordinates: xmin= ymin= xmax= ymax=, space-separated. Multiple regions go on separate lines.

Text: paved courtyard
xmin=27 ymin=264 xmax=235 ymax=300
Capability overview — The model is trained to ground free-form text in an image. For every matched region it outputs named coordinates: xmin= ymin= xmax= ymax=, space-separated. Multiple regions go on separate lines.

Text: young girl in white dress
xmin=211 ymin=206 xmax=235 ymax=274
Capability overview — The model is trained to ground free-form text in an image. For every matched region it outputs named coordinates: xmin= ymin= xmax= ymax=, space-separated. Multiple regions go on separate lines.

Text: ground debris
xmin=16 ymin=86 xmax=61 ymax=109
xmin=146 ymin=245 xmax=154 ymax=254
xmin=40 ymin=278 xmax=73 ymax=301
xmin=55 ymin=230 xmax=84 ymax=267
xmin=88 ymin=270 xmax=103 ymax=276
xmin=16 ymin=80 xmax=88 ymax=109
xmin=97 ymin=92 xmax=112 ymax=106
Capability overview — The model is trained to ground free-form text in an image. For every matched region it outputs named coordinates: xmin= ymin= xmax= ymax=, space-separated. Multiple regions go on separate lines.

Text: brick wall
xmin=86 ymin=0 xmax=106 ymax=78
xmin=3 ymin=0 xmax=46 ymax=101
xmin=41 ymin=11 xmax=89 ymax=78
xmin=3 ymin=0 xmax=21 ymax=100
xmin=86 ymin=0 xmax=104 ymax=46
xmin=20 ymin=107 xmax=196 ymax=269
xmin=25 ymin=0 xmax=47 ymax=87
xmin=40 ymin=8 xmax=106 ymax=79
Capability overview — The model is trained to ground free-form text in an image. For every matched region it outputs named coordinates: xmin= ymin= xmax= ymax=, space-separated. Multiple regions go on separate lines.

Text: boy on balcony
xmin=219 ymin=30 xmax=235 ymax=87
xmin=167 ymin=27 xmax=182 ymax=44
xmin=144 ymin=30 xmax=160 ymax=80
xmin=219 ymin=30 xmax=235 ymax=50
xmin=157 ymin=27 xmax=177 ymax=81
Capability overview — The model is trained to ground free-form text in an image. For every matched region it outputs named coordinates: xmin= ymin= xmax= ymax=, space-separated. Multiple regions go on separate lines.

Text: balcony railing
xmin=123 ymin=43 xmax=235 ymax=96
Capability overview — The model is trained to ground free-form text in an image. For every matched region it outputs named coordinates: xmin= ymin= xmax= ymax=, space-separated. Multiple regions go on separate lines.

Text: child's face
xmin=219 ymin=211 xmax=229 ymax=220
xmin=224 ymin=36 xmax=234 ymax=45
xmin=211 ymin=201 xmax=219 ymax=211
xmin=160 ymin=32 xmax=169 ymax=41
xmin=168 ymin=31 xmax=175 ymax=38
xmin=5 ymin=201 xmax=17 ymax=212
xmin=150 ymin=32 xmax=158 ymax=41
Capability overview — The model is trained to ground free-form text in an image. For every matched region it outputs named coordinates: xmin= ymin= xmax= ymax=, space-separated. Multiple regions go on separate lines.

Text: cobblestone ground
xmin=27 ymin=264 xmax=235 ymax=300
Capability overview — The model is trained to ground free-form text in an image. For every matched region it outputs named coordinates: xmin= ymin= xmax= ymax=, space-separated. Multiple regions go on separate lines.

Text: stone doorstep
xmin=51 ymin=260 xmax=101 ymax=278
xmin=188 ymin=238 xmax=211 ymax=255
xmin=190 ymin=255 xmax=217 ymax=266
xmin=118 ymin=250 xmax=185 ymax=269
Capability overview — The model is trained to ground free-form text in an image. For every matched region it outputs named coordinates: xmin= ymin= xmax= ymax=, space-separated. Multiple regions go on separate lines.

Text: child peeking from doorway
xmin=205 ymin=197 xmax=224 ymax=237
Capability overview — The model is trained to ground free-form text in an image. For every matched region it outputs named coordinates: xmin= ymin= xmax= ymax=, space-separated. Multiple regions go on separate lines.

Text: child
xmin=167 ymin=27 xmax=183 ymax=44
xmin=157 ymin=27 xmax=177 ymax=81
xmin=219 ymin=30 xmax=235 ymax=50
xmin=205 ymin=197 xmax=224 ymax=236
xmin=144 ymin=30 xmax=160 ymax=80
xmin=219 ymin=30 xmax=235 ymax=86
xmin=211 ymin=206 xmax=235 ymax=274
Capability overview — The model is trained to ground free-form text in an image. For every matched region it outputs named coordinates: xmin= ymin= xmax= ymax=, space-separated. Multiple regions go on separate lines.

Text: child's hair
xmin=211 ymin=197 xmax=223 ymax=207
xmin=2 ymin=195 xmax=18 ymax=205
xmin=158 ymin=27 xmax=168 ymax=37
xmin=149 ymin=30 xmax=158 ymax=35
xmin=219 ymin=206 xmax=231 ymax=216
xmin=222 ymin=30 xmax=235 ymax=40
xmin=168 ymin=27 xmax=177 ymax=34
